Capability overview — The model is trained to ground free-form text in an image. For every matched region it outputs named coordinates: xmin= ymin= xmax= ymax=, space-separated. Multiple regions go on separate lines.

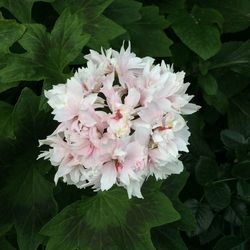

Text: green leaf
xmin=162 ymin=171 xmax=196 ymax=232
xmin=84 ymin=15 xmax=126 ymax=50
xmin=198 ymin=74 xmax=218 ymax=96
xmin=0 ymin=87 xmax=57 ymax=250
xmin=185 ymin=199 xmax=214 ymax=236
xmin=152 ymin=225 xmax=188 ymax=250
xmin=53 ymin=0 xmax=113 ymax=21
xmin=198 ymin=0 xmax=250 ymax=33
xmin=0 ymin=9 xmax=90 ymax=85
xmin=186 ymin=114 xmax=214 ymax=158
xmin=12 ymin=88 xmax=56 ymax=150
xmin=203 ymin=90 xmax=228 ymax=114
xmin=0 ymin=237 xmax=16 ymax=250
xmin=0 ymin=155 xmax=57 ymax=250
xmin=162 ymin=171 xmax=189 ymax=199
xmin=0 ymin=18 xmax=26 ymax=93
xmin=195 ymin=156 xmax=218 ymax=185
xmin=214 ymin=236 xmax=245 ymax=250
xmin=156 ymin=0 xmax=185 ymax=14
xmin=228 ymin=93 xmax=250 ymax=138
xmin=232 ymin=161 xmax=250 ymax=179
xmin=224 ymin=199 xmax=247 ymax=226
xmin=237 ymin=180 xmax=250 ymax=203
xmin=126 ymin=6 xmax=172 ymax=57
xmin=0 ymin=19 xmax=26 ymax=54
xmin=199 ymin=216 xmax=222 ymax=244
xmin=104 ymin=0 xmax=142 ymax=25
xmin=209 ymin=41 xmax=250 ymax=77
xmin=13 ymin=88 xmax=40 ymax=142
xmin=41 ymin=188 xmax=180 ymax=250
xmin=53 ymin=0 xmax=125 ymax=50
xmin=243 ymin=216 xmax=250 ymax=239
xmin=205 ymin=183 xmax=231 ymax=211
xmin=168 ymin=6 xmax=223 ymax=60
xmin=0 ymin=0 xmax=54 ymax=22
xmin=214 ymin=71 xmax=249 ymax=98
xmin=0 ymin=101 xmax=14 ymax=138
xmin=0 ymin=223 xmax=12 ymax=237
xmin=221 ymin=129 xmax=247 ymax=149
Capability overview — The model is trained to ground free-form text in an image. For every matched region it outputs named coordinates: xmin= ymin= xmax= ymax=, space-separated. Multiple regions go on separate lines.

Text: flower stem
xmin=212 ymin=177 xmax=237 ymax=184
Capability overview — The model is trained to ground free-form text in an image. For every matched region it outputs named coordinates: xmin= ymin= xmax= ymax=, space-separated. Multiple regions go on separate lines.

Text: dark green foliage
xmin=0 ymin=0 xmax=249 ymax=249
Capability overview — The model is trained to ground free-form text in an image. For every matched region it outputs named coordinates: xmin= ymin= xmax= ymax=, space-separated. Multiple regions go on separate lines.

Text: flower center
xmin=113 ymin=110 xmax=123 ymax=120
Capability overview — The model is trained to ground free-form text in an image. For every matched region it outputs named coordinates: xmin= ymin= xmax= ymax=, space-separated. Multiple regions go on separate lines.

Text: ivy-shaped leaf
xmin=53 ymin=0 xmax=125 ymax=50
xmin=168 ymin=6 xmax=223 ymax=60
xmin=41 ymin=188 xmax=180 ymax=250
xmin=0 ymin=19 xmax=26 ymax=54
xmin=0 ymin=9 xmax=90 ymax=85
xmin=0 ymin=0 xmax=54 ymax=22
xmin=0 ymin=88 xmax=57 ymax=250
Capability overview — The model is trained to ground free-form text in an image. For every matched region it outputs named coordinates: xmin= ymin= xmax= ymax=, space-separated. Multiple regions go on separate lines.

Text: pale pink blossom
xmin=38 ymin=43 xmax=200 ymax=198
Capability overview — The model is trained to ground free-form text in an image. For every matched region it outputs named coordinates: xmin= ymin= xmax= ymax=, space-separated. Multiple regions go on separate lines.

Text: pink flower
xmin=38 ymin=43 xmax=200 ymax=198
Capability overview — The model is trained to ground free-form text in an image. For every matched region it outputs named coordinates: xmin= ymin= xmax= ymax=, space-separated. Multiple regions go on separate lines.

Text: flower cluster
xmin=38 ymin=43 xmax=200 ymax=198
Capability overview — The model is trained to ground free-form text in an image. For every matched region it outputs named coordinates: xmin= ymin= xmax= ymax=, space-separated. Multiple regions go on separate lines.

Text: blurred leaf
xmin=185 ymin=199 xmax=214 ymax=236
xmin=203 ymin=90 xmax=228 ymax=114
xmin=168 ymin=6 xmax=223 ymax=60
xmin=157 ymin=0 xmax=185 ymax=14
xmin=41 ymin=188 xmax=180 ymax=250
xmin=237 ymin=180 xmax=250 ymax=203
xmin=0 ymin=0 xmax=54 ymax=22
xmin=198 ymin=0 xmax=250 ymax=33
xmin=205 ymin=183 xmax=231 ymax=211
xmin=243 ymin=216 xmax=250 ymax=239
xmin=209 ymin=41 xmax=250 ymax=77
xmin=198 ymin=74 xmax=218 ymax=96
xmin=152 ymin=225 xmax=188 ymax=250
xmin=224 ymin=200 xmax=248 ymax=226
xmin=232 ymin=161 xmax=250 ymax=179
xmin=0 ymin=101 xmax=14 ymax=138
xmin=162 ymin=171 xmax=196 ymax=232
xmin=214 ymin=71 xmax=249 ymax=98
xmin=0 ymin=237 xmax=16 ymax=250
xmin=186 ymin=114 xmax=214 ymax=158
xmin=221 ymin=130 xmax=247 ymax=149
xmin=228 ymin=92 xmax=250 ymax=138
xmin=195 ymin=156 xmax=218 ymax=185
xmin=171 ymin=43 xmax=193 ymax=70
xmin=199 ymin=216 xmax=222 ymax=245
xmin=214 ymin=236 xmax=245 ymax=250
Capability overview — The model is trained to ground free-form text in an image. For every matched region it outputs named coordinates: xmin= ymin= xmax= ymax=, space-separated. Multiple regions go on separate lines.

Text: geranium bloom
xmin=38 ymin=42 xmax=200 ymax=198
